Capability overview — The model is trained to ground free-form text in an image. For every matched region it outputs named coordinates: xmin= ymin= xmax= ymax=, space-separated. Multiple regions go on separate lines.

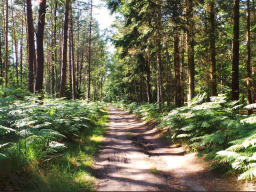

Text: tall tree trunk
xmin=186 ymin=0 xmax=195 ymax=106
xmin=232 ymin=0 xmax=240 ymax=101
xmin=209 ymin=1 xmax=217 ymax=96
xmin=25 ymin=4 xmax=29 ymax=86
xmin=27 ymin=0 xmax=34 ymax=92
xmin=88 ymin=0 xmax=92 ymax=100
xmin=253 ymin=0 xmax=256 ymax=102
xmin=166 ymin=46 xmax=171 ymax=107
xmin=69 ymin=23 xmax=72 ymax=93
xmin=35 ymin=0 xmax=47 ymax=94
xmin=11 ymin=2 xmax=19 ymax=85
xmin=20 ymin=5 xmax=24 ymax=85
xmin=174 ymin=34 xmax=181 ymax=107
xmin=145 ymin=51 xmax=152 ymax=103
xmin=0 ymin=34 xmax=2 ymax=83
xmin=52 ymin=0 xmax=57 ymax=96
xmin=5 ymin=0 xmax=8 ymax=88
xmin=140 ymin=74 xmax=143 ymax=104
xmin=156 ymin=10 xmax=163 ymax=108
xmin=181 ymin=33 xmax=185 ymax=105
xmin=57 ymin=20 xmax=63 ymax=96
xmin=80 ymin=47 xmax=84 ymax=91
xmin=70 ymin=9 xmax=76 ymax=100
xmin=246 ymin=0 xmax=252 ymax=104
xmin=76 ymin=12 xmax=80 ymax=93
xmin=174 ymin=2 xmax=181 ymax=107
xmin=60 ymin=0 xmax=70 ymax=97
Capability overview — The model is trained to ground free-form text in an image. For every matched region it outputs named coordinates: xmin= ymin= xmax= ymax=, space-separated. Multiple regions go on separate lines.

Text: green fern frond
xmin=238 ymin=166 xmax=256 ymax=180
xmin=216 ymin=151 xmax=240 ymax=163
xmin=0 ymin=142 xmax=10 ymax=149
xmin=0 ymin=125 xmax=15 ymax=135
xmin=231 ymin=160 xmax=243 ymax=170
xmin=236 ymin=156 xmax=250 ymax=162
xmin=226 ymin=144 xmax=244 ymax=152
xmin=249 ymin=153 xmax=256 ymax=162
xmin=180 ymin=124 xmax=195 ymax=131
xmin=176 ymin=133 xmax=192 ymax=138
xmin=0 ymin=153 xmax=8 ymax=161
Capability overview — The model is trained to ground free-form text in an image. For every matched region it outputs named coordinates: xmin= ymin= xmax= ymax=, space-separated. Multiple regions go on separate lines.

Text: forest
xmin=1 ymin=0 xmax=256 ymax=190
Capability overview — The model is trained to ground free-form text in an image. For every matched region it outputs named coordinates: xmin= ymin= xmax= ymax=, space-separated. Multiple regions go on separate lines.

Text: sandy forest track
xmin=93 ymin=106 xmax=256 ymax=191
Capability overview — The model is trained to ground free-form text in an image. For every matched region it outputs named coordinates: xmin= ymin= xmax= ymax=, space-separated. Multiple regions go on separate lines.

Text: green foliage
xmin=122 ymin=93 xmax=256 ymax=181
xmin=0 ymin=94 xmax=108 ymax=190
xmin=114 ymin=101 xmax=172 ymax=123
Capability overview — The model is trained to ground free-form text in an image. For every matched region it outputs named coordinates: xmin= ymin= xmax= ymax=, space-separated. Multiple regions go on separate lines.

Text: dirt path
xmin=93 ymin=106 xmax=256 ymax=191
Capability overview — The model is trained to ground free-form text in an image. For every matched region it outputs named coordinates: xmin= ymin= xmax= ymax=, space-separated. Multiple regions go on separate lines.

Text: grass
xmin=150 ymin=167 xmax=158 ymax=174
xmin=0 ymin=109 xmax=109 ymax=191
xmin=126 ymin=132 xmax=133 ymax=139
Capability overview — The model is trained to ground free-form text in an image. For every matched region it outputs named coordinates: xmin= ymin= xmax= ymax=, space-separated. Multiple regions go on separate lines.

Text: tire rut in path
xmin=93 ymin=106 xmax=256 ymax=191
xmin=93 ymin=106 xmax=199 ymax=191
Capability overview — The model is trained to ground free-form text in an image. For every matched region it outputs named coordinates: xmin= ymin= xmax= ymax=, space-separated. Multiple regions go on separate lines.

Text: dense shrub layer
xmin=116 ymin=95 xmax=256 ymax=181
xmin=0 ymin=95 xmax=108 ymax=191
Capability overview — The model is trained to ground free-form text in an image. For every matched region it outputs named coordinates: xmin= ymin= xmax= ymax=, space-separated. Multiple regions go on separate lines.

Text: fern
xmin=0 ymin=125 xmax=15 ymax=135
xmin=238 ymin=166 xmax=256 ymax=180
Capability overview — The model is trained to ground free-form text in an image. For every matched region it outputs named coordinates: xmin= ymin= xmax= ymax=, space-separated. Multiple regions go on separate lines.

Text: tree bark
xmin=80 ymin=46 xmax=84 ymax=91
xmin=232 ymin=0 xmax=240 ymax=101
xmin=145 ymin=51 xmax=152 ymax=103
xmin=27 ymin=0 xmax=34 ymax=92
xmin=174 ymin=34 xmax=181 ymax=107
xmin=186 ymin=0 xmax=195 ymax=105
xmin=253 ymin=0 xmax=256 ymax=102
xmin=20 ymin=3 xmax=25 ymax=85
xmin=174 ymin=2 xmax=181 ymax=107
xmin=11 ymin=3 xmax=19 ymax=85
xmin=88 ymin=0 xmax=92 ymax=100
xmin=60 ymin=0 xmax=70 ymax=97
xmin=246 ymin=0 xmax=252 ymax=104
xmin=5 ymin=0 xmax=8 ymax=88
xmin=69 ymin=22 xmax=72 ymax=94
xmin=181 ymin=33 xmax=185 ymax=105
xmin=0 ymin=33 xmax=2 ymax=83
xmin=52 ymin=0 xmax=57 ymax=95
xmin=76 ymin=12 xmax=80 ymax=93
xmin=209 ymin=1 xmax=217 ymax=96
xmin=35 ymin=0 xmax=47 ymax=94
xmin=156 ymin=10 xmax=163 ymax=108
xmin=70 ymin=9 xmax=76 ymax=100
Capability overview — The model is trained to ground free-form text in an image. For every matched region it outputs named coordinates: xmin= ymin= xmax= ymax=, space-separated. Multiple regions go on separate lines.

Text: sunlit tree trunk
xmin=60 ymin=0 xmax=70 ymax=97
xmin=5 ymin=0 xmax=8 ymax=88
xmin=69 ymin=23 xmax=72 ymax=94
xmin=35 ymin=0 xmax=47 ymax=94
xmin=80 ymin=46 xmax=84 ymax=91
xmin=27 ymin=0 xmax=34 ymax=92
xmin=186 ymin=0 xmax=195 ymax=105
xmin=246 ymin=0 xmax=252 ymax=104
xmin=253 ymin=0 xmax=256 ymax=102
xmin=209 ymin=1 xmax=217 ymax=96
xmin=70 ymin=9 xmax=76 ymax=100
xmin=166 ymin=46 xmax=171 ymax=107
xmin=232 ymin=0 xmax=240 ymax=101
xmin=88 ymin=0 xmax=92 ymax=100
xmin=156 ymin=11 xmax=163 ymax=108
xmin=76 ymin=12 xmax=80 ymax=93
xmin=11 ymin=2 xmax=19 ymax=85
xmin=174 ymin=2 xmax=181 ymax=107
xmin=0 ymin=34 xmax=2 ymax=83
xmin=145 ymin=51 xmax=152 ymax=103
xmin=52 ymin=0 xmax=57 ymax=96
xmin=20 ymin=3 xmax=25 ymax=85
xmin=181 ymin=33 xmax=185 ymax=105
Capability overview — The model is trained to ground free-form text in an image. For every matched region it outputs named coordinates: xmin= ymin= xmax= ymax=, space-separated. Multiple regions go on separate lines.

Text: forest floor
xmin=92 ymin=106 xmax=256 ymax=191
